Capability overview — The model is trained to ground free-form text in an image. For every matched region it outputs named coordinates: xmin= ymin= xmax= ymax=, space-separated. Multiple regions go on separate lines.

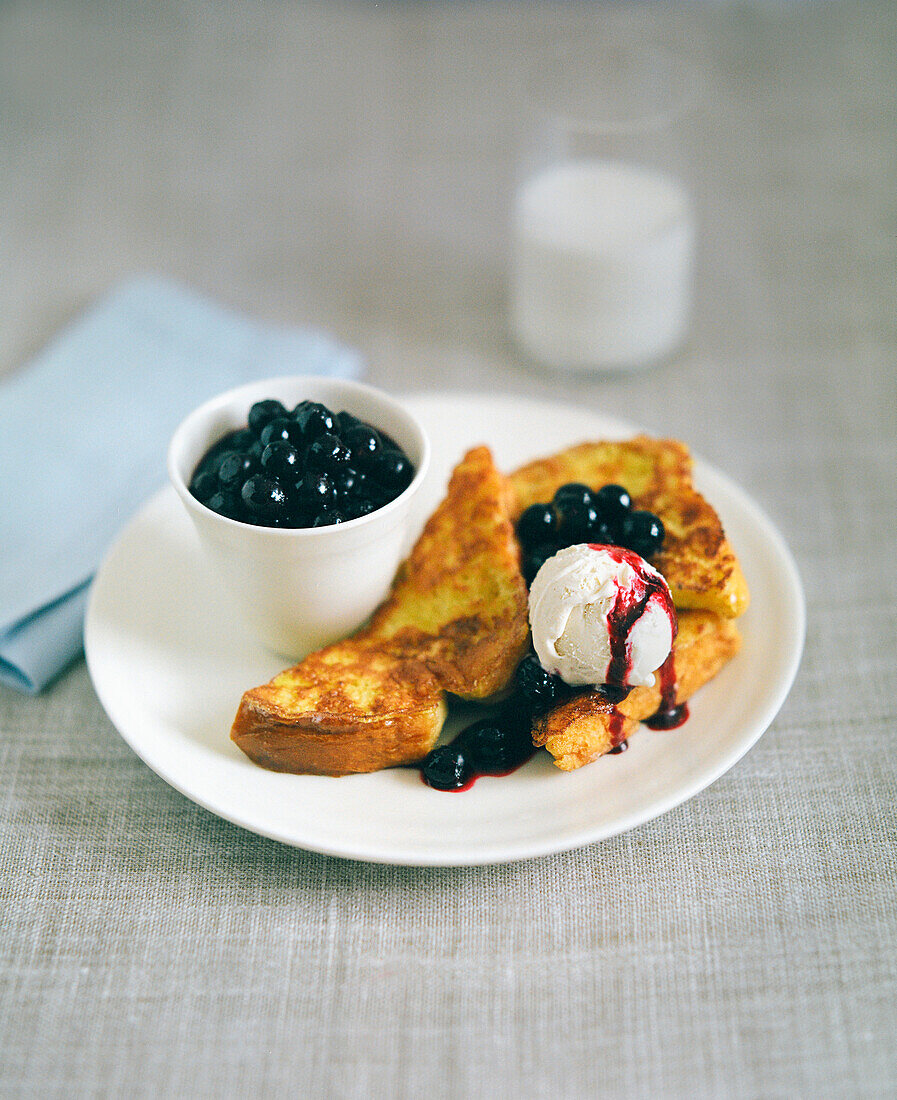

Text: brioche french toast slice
xmin=532 ymin=610 xmax=742 ymax=770
xmin=231 ymin=639 xmax=447 ymax=776
xmin=231 ymin=445 xmax=529 ymax=775
xmin=509 ymin=437 xmax=750 ymax=618
xmin=366 ymin=445 xmax=530 ymax=700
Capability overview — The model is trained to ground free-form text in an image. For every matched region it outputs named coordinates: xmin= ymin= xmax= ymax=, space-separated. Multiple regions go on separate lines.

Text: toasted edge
xmin=368 ymin=445 xmax=531 ymax=699
xmin=230 ymin=643 xmax=447 ymax=777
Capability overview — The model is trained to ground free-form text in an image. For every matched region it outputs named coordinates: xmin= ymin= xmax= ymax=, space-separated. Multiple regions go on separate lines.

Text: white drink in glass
xmin=512 ymin=159 xmax=695 ymax=370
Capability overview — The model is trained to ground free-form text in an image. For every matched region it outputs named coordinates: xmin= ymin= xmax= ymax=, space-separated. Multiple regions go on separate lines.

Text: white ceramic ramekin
xmin=167 ymin=376 xmax=430 ymax=658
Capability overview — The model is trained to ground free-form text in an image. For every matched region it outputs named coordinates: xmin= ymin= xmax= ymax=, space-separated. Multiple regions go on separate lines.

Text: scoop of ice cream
xmin=528 ymin=543 xmax=676 ymax=688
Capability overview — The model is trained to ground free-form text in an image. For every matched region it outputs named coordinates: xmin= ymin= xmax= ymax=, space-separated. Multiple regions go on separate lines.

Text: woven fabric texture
xmin=1 ymin=1 xmax=895 ymax=1097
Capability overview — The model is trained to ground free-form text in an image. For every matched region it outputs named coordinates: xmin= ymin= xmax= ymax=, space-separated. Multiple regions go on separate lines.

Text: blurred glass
xmin=511 ymin=43 xmax=698 ymax=373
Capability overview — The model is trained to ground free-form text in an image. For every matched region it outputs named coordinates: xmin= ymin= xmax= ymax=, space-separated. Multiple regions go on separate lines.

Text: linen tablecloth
xmin=1 ymin=1 xmax=895 ymax=1096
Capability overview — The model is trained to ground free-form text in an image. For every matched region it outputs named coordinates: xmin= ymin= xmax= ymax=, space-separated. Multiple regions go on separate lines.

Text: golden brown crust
xmin=232 ymin=437 xmax=749 ymax=778
xmin=230 ymin=639 xmax=447 ymax=776
xmin=531 ymin=693 xmax=640 ymax=765
xmin=533 ymin=610 xmax=742 ymax=771
xmin=509 ymin=437 xmax=750 ymax=618
xmin=230 ymin=446 xmax=530 ymax=775
xmin=367 ymin=445 xmax=531 ymax=699
xmin=509 ymin=436 xmax=694 ymax=515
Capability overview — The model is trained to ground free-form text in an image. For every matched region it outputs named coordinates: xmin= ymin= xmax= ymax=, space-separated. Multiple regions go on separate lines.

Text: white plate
xmin=85 ymin=394 xmax=805 ymax=866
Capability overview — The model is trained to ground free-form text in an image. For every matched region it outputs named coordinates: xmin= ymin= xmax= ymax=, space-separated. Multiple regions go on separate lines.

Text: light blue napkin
xmin=0 ymin=276 xmax=363 ymax=693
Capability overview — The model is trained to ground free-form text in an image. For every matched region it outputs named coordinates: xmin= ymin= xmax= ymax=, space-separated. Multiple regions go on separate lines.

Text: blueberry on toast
xmin=509 ymin=436 xmax=750 ymax=619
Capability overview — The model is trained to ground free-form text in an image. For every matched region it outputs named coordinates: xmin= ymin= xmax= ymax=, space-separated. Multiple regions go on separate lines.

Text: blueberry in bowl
xmin=168 ymin=376 xmax=430 ymax=658
xmin=188 ymin=395 xmax=416 ymax=530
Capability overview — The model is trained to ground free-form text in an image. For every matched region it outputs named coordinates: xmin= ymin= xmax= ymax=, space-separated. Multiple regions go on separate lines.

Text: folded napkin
xmin=0 ymin=276 xmax=363 ymax=693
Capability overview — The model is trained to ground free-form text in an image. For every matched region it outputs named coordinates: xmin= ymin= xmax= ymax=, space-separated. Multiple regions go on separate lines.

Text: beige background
xmin=2 ymin=1 xmax=895 ymax=1097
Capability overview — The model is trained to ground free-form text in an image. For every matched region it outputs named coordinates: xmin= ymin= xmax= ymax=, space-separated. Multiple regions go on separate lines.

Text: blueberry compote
xmin=517 ymin=481 xmax=683 ymax=740
xmin=189 ymin=400 xmax=414 ymax=528
xmin=421 ymin=480 xmax=685 ymax=792
xmin=420 ymin=678 xmax=551 ymax=792
xmin=517 ymin=481 xmax=665 ymax=585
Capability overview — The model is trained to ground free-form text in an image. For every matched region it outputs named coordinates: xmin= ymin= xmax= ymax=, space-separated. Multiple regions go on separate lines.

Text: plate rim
xmin=85 ymin=391 xmax=806 ymax=866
